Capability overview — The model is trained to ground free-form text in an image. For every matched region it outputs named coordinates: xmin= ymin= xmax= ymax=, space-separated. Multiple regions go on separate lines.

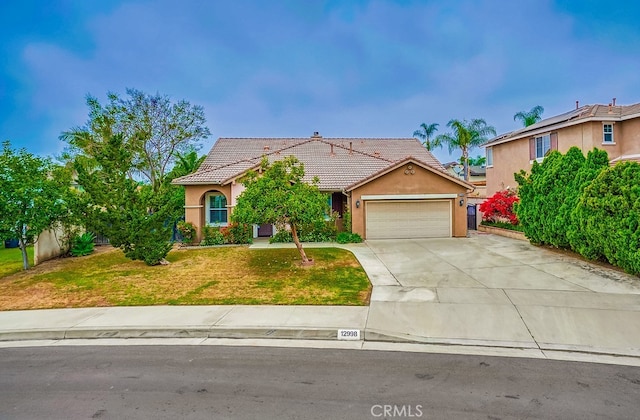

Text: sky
xmin=1 ymin=0 xmax=639 ymax=164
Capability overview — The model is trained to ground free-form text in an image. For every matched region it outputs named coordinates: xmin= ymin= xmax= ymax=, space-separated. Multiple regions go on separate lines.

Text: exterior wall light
xmin=459 ymin=198 xmax=465 ymax=207
xmin=356 ymin=200 xmax=360 ymax=208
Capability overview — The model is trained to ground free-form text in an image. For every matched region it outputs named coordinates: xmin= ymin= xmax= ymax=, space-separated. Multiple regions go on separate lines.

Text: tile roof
xmin=485 ymin=102 xmax=640 ymax=147
xmin=173 ymin=136 xmax=448 ymax=190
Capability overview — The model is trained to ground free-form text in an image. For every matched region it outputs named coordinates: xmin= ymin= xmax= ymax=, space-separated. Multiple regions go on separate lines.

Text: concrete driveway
xmin=361 ymin=232 xmax=640 ymax=357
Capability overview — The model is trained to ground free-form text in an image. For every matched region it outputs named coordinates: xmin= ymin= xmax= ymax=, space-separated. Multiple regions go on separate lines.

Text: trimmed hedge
xmin=574 ymin=161 xmax=640 ymax=274
xmin=515 ymin=147 xmax=640 ymax=275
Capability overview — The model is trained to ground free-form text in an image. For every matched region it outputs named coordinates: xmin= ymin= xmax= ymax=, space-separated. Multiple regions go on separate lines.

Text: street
xmin=1 ymin=345 xmax=639 ymax=419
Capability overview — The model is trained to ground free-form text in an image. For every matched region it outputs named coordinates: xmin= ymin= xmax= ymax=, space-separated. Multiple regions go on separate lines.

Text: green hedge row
xmin=515 ymin=147 xmax=640 ymax=275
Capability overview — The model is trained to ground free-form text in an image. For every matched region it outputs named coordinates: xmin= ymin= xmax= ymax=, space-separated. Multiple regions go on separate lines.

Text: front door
xmin=257 ymin=224 xmax=273 ymax=237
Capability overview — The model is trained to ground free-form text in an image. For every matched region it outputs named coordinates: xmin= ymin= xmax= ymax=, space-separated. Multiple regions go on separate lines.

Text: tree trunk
xmin=463 ymin=148 xmax=469 ymax=181
xmin=290 ymin=225 xmax=312 ymax=265
xmin=19 ymin=235 xmax=30 ymax=270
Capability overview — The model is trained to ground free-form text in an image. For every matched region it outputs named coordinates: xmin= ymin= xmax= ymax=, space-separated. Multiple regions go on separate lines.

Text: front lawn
xmin=0 ymin=246 xmax=371 ymax=310
xmin=0 ymin=246 xmax=34 ymax=278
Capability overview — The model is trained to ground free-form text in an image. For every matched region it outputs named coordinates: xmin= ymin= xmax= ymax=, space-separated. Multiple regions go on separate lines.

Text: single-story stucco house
xmin=173 ymin=133 xmax=474 ymax=241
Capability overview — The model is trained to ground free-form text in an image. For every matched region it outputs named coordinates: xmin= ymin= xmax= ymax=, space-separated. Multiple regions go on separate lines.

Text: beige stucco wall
xmin=620 ymin=119 xmax=640 ymax=156
xmin=486 ymin=137 xmax=531 ymax=195
xmin=350 ymin=164 xmax=470 ymax=238
xmin=34 ymin=224 xmax=67 ymax=266
xmin=184 ymin=184 xmax=232 ymax=242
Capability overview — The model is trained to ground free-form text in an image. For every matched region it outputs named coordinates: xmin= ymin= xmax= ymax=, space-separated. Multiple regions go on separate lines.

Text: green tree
xmin=567 ymin=149 xmax=610 ymax=257
xmin=232 ymin=156 xmax=328 ymax=264
xmin=514 ymin=105 xmax=544 ymax=127
xmin=515 ymin=147 xmax=610 ymax=248
xmin=0 ymin=141 xmax=73 ymax=270
xmin=459 ymin=155 xmax=486 ymax=166
xmin=436 ymin=119 xmax=496 ymax=180
xmin=60 ymin=89 xmax=211 ymax=265
xmin=575 ymin=161 xmax=640 ymax=274
xmin=61 ymin=88 xmax=210 ymax=192
xmin=73 ymin=133 xmax=173 ymax=265
xmin=412 ymin=122 xmax=441 ymax=151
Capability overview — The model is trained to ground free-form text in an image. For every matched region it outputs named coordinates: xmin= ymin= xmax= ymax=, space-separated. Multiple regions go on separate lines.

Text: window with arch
xmin=205 ymin=192 xmax=228 ymax=226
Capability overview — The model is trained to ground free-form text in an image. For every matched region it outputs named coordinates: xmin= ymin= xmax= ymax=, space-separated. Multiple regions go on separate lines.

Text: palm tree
xmin=170 ymin=148 xmax=205 ymax=179
xmin=513 ymin=105 xmax=544 ymax=127
xmin=436 ymin=118 xmax=496 ymax=181
xmin=413 ymin=122 xmax=441 ymax=151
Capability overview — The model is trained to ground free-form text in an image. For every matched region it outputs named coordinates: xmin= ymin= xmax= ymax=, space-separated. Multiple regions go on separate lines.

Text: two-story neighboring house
xmin=483 ymin=101 xmax=640 ymax=196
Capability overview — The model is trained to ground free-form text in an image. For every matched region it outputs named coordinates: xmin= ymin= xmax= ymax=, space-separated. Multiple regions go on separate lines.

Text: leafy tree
xmin=413 ymin=122 xmax=441 ymax=151
xmin=436 ymin=119 xmax=496 ymax=180
xmin=60 ymin=89 xmax=210 ymax=265
xmin=514 ymin=105 xmax=544 ymax=127
xmin=0 ymin=141 xmax=73 ymax=270
xmin=480 ymin=190 xmax=519 ymax=225
xmin=61 ymin=88 xmax=210 ymax=192
xmin=232 ymin=156 xmax=328 ymax=264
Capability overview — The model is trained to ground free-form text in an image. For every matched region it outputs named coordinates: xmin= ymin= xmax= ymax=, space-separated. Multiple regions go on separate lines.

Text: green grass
xmin=0 ymin=246 xmax=371 ymax=310
xmin=0 ymin=246 xmax=34 ymax=278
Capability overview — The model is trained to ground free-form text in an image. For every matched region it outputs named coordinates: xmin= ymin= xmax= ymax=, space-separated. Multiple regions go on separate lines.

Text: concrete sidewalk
xmin=2 ymin=235 xmax=640 ymax=366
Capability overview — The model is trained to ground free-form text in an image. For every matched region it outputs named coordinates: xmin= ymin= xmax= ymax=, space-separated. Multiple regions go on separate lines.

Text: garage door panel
xmin=366 ymin=200 xmax=451 ymax=239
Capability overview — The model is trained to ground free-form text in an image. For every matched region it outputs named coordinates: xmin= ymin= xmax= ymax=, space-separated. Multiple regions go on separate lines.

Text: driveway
xmin=360 ymin=232 xmax=640 ymax=357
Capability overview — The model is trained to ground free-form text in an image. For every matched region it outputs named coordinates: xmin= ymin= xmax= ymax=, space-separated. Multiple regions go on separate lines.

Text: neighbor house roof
xmin=173 ymin=135 xmax=452 ymax=191
xmin=484 ymin=102 xmax=640 ymax=148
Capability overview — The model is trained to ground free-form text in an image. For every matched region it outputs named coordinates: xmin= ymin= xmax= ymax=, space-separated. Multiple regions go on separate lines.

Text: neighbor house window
xmin=206 ymin=192 xmax=228 ymax=226
xmin=603 ymin=124 xmax=614 ymax=143
xmin=486 ymin=147 xmax=493 ymax=167
xmin=535 ymin=134 xmax=551 ymax=159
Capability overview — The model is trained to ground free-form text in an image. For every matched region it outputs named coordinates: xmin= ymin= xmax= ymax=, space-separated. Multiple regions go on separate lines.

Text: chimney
xmin=612 ymin=97 xmax=617 ymax=106
xmin=349 ymin=141 xmax=353 ymax=155
xmin=576 ymin=100 xmax=579 ymax=109
xmin=330 ymin=143 xmax=335 ymax=156
xmin=608 ymin=103 xmax=613 ymax=113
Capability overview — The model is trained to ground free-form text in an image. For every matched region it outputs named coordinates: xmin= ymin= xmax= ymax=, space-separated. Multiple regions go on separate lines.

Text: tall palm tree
xmin=436 ymin=118 xmax=496 ymax=181
xmin=513 ymin=105 xmax=544 ymax=127
xmin=413 ymin=122 xmax=441 ymax=151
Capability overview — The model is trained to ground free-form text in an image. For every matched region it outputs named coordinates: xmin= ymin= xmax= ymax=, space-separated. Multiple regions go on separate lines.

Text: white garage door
xmin=366 ymin=200 xmax=451 ymax=239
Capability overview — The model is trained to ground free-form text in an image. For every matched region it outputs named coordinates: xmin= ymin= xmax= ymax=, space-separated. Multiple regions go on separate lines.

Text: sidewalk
xmin=2 ymin=236 xmax=640 ymax=367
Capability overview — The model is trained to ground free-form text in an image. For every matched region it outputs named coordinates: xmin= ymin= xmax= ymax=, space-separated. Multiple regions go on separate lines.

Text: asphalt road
xmin=1 ymin=345 xmax=639 ymax=419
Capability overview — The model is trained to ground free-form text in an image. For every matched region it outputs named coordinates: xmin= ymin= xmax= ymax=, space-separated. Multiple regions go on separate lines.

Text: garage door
xmin=366 ymin=200 xmax=451 ymax=239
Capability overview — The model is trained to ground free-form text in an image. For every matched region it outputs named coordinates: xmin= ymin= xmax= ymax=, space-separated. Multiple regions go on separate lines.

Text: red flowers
xmin=480 ymin=189 xmax=519 ymax=225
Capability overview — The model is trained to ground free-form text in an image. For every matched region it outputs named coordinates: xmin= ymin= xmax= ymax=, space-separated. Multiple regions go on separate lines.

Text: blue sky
xmin=1 ymin=0 xmax=639 ymax=164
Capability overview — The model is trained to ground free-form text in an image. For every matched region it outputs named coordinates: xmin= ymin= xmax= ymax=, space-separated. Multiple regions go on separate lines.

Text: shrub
xmin=176 ymin=221 xmax=197 ymax=244
xmin=124 ymin=228 xmax=173 ymax=265
xmin=201 ymin=226 xmax=224 ymax=246
xmin=515 ymin=147 xmax=594 ymax=247
xmin=220 ymin=223 xmax=253 ymax=244
xmin=479 ymin=189 xmax=519 ymax=225
xmin=269 ymin=229 xmax=292 ymax=243
xmin=574 ymin=161 xmax=640 ymax=274
xmin=70 ymin=232 xmax=96 ymax=257
xmin=567 ymin=148 xmax=611 ymax=257
xmin=336 ymin=232 xmax=363 ymax=244
xmin=342 ymin=211 xmax=352 ymax=233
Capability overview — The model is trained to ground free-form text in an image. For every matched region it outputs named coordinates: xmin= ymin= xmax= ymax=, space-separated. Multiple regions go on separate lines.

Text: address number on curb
xmin=337 ymin=329 xmax=361 ymax=340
